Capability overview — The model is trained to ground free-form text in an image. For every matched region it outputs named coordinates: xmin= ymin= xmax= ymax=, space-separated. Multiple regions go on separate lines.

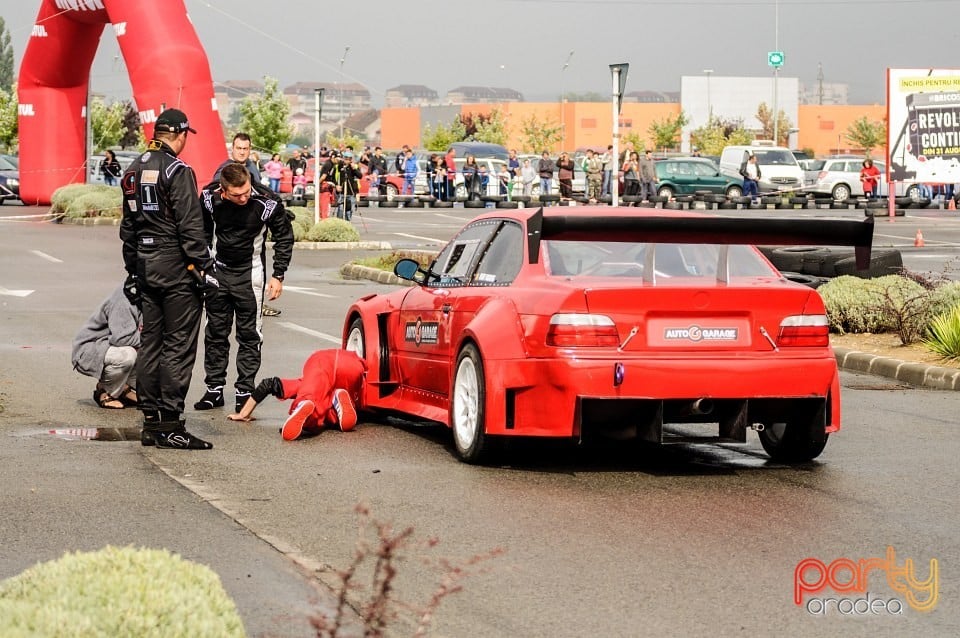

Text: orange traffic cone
xmin=949 ymin=197 xmax=957 ymax=211
xmin=915 ymin=229 xmax=925 ymax=247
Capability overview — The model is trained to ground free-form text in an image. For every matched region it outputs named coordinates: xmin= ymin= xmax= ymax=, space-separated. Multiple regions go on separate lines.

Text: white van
xmin=719 ymin=145 xmax=804 ymax=193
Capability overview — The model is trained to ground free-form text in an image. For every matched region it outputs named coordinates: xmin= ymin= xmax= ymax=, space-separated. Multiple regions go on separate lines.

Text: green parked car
xmin=655 ymin=158 xmax=743 ymax=199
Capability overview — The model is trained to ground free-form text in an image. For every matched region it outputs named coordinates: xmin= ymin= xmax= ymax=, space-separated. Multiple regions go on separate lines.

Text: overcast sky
xmin=5 ymin=0 xmax=958 ymax=105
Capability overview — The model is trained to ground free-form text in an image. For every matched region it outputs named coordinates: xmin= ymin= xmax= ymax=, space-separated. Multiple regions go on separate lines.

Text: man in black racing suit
xmin=194 ymin=162 xmax=294 ymax=413
xmin=119 ymin=108 xmax=216 ymax=450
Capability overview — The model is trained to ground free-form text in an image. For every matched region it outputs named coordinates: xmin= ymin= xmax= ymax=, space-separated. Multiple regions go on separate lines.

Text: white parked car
xmin=719 ymin=145 xmax=804 ymax=193
xmin=87 ymin=152 xmax=138 ymax=184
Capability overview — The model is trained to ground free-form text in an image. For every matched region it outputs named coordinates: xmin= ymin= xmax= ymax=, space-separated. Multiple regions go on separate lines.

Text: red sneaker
xmin=282 ymin=400 xmax=315 ymax=441
xmin=332 ymin=389 xmax=357 ymax=432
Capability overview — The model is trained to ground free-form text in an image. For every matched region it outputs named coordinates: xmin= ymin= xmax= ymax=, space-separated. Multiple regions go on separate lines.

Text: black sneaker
xmin=140 ymin=430 xmax=157 ymax=447
xmin=193 ymin=387 xmax=224 ymax=410
xmin=154 ymin=429 xmax=213 ymax=450
xmin=235 ymin=392 xmax=251 ymax=413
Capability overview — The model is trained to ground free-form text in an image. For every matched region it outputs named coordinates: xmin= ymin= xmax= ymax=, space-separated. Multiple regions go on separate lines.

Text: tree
xmin=845 ymin=116 xmax=887 ymax=154
xmin=89 ymin=99 xmax=127 ymax=152
xmin=689 ymin=116 xmax=754 ymax=155
xmin=325 ymin=131 xmax=364 ymax=152
xmin=519 ymin=113 xmax=561 ymax=153
xmin=0 ymin=84 xmax=17 ymax=152
xmin=648 ymin=112 xmax=689 ymax=151
xmin=119 ymin=101 xmax=144 ymax=150
xmin=472 ymin=108 xmax=507 ymax=145
xmin=755 ymin=102 xmax=792 ymax=146
xmin=422 ymin=117 xmax=466 ymax=151
xmin=564 ymin=91 xmax=606 ymax=103
xmin=0 ymin=17 xmax=14 ymax=90
xmin=237 ymin=76 xmax=294 ymax=154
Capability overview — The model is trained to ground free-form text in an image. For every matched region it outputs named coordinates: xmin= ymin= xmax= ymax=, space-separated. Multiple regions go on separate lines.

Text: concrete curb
xmin=834 ymin=346 xmax=960 ymax=391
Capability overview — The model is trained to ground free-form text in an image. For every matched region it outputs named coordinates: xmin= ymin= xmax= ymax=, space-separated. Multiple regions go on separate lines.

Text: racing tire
xmin=496 ymin=200 xmax=520 ymax=208
xmin=864 ymin=207 xmax=906 ymax=217
xmin=481 ymin=194 xmax=505 ymax=203
xmin=452 ymin=344 xmax=494 ymax=463
xmin=384 ymin=183 xmax=399 ymax=200
xmin=395 ymin=195 xmax=414 ymax=204
xmin=364 ymin=195 xmax=385 ymax=203
xmin=833 ymin=250 xmax=904 ymax=279
xmin=759 ymin=421 xmax=828 ymax=463
xmin=718 ymin=201 xmax=737 ymax=209
xmin=776 ymin=202 xmax=795 ymax=210
xmin=379 ymin=200 xmax=399 ymax=208
xmin=512 ymin=195 xmax=532 ymax=204
xmin=780 ymin=271 xmax=823 ymax=289
xmin=735 ymin=196 xmax=753 ymax=206
xmin=664 ymin=201 xmax=683 ymax=210
xmin=675 ymin=195 xmax=694 ymax=204
xmin=345 ymin=318 xmax=365 ymax=359
xmin=894 ymin=196 xmax=913 ymax=208
xmin=909 ymin=197 xmax=931 ymax=209
xmin=621 ymin=195 xmax=640 ymax=204
xmin=539 ymin=194 xmax=561 ymax=203
xmin=432 ymin=200 xmax=454 ymax=208
xmin=405 ymin=199 xmax=424 ymax=208
xmin=790 ymin=196 xmax=810 ymax=206
xmin=768 ymin=247 xmax=838 ymax=276
xmin=357 ymin=199 xmax=369 ymax=207
xmin=829 ymin=201 xmax=849 ymax=209
xmin=418 ymin=195 xmax=437 ymax=204
xmin=761 ymin=195 xmax=781 ymax=206
xmin=464 ymin=199 xmax=485 ymax=208
xmin=814 ymin=197 xmax=833 ymax=208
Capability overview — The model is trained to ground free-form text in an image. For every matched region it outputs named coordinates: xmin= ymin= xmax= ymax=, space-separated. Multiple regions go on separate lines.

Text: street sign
xmin=768 ymin=51 xmax=784 ymax=68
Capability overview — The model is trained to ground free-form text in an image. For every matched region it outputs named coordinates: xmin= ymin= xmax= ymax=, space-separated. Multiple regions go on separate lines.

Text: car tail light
xmin=547 ymin=314 xmax=620 ymax=347
xmin=778 ymin=315 xmax=829 ymax=347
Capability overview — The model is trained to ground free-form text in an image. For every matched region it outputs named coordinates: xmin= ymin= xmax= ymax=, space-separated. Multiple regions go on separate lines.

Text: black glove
xmin=123 ymin=274 xmax=141 ymax=305
xmin=187 ymin=265 xmax=220 ymax=293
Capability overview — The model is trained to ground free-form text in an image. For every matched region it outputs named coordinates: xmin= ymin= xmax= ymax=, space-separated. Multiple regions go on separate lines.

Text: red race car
xmin=342 ymin=207 xmax=874 ymax=464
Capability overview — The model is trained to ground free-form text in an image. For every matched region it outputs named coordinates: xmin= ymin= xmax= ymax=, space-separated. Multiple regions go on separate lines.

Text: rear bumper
xmin=484 ymin=353 xmax=840 ymax=438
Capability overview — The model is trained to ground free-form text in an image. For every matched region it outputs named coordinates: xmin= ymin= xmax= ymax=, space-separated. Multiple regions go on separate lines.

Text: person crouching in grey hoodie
xmin=72 ymin=284 xmax=142 ymax=409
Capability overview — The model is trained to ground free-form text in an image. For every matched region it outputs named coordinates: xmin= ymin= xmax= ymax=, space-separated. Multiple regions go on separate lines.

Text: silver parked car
xmin=87 ymin=151 xmax=138 ymax=184
xmin=807 ymin=157 xmax=920 ymax=201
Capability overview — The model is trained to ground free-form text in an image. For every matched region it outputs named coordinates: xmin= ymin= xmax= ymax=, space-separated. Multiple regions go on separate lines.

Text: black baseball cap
xmin=155 ymin=108 xmax=197 ymax=134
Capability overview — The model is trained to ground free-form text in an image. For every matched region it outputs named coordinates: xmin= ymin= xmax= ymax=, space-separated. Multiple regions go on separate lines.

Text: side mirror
xmin=394 ymin=258 xmax=421 ymax=281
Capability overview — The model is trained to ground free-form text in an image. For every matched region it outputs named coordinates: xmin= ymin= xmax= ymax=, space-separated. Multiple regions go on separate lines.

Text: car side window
xmin=693 ymin=162 xmax=715 ymax=177
xmin=845 ymin=161 xmax=860 ymax=172
xmin=473 ymin=221 xmax=523 ymax=285
xmin=676 ymin=162 xmax=693 ymax=175
xmin=430 ymin=220 xmax=500 ymax=286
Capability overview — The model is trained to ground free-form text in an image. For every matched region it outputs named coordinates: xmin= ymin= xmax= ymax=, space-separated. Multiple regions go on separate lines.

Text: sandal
xmin=119 ymin=386 xmax=138 ymax=407
xmin=94 ymin=389 xmax=125 ymax=410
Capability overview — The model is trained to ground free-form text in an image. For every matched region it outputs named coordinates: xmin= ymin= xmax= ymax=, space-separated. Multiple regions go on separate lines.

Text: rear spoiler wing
xmin=525 ymin=209 xmax=874 ymax=270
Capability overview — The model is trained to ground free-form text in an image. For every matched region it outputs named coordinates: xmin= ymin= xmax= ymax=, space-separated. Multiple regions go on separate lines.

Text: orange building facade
xmin=381 ymin=102 xmax=888 ymax=158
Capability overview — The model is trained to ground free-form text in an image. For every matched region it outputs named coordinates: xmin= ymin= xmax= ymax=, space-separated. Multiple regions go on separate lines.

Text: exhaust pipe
xmin=687 ymin=398 xmax=714 ymax=416
xmin=751 ymin=423 xmax=765 ymax=432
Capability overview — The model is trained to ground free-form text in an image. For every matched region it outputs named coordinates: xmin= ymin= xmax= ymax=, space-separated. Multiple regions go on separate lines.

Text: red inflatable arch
xmin=17 ymin=0 xmax=226 ymax=205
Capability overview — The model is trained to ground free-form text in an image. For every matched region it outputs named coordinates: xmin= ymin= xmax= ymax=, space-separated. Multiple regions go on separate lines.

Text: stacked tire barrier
xmin=756 ymin=245 xmax=904 ymax=289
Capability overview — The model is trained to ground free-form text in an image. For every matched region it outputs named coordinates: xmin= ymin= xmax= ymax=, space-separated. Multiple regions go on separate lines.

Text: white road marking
xmin=0 ymin=287 xmax=34 ymax=297
xmin=394 ymin=232 xmax=446 ymax=243
xmin=277 ymin=321 xmax=341 ymax=345
xmin=31 ymin=250 xmax=63 ymax=263
xmin=432 ymin=212 xmax=467 ymax=221
xmin=282 ymin=285 xmax=336 ymax=298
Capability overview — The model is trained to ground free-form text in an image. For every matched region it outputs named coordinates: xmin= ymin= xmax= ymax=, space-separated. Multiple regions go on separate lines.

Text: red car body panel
xmin=343 ymin=207 xmax=872 ymax=456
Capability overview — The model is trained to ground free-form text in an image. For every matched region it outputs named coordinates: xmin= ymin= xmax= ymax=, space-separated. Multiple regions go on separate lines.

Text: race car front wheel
xmin=758 ymin=421 xmax=828 ymax=463
xmin=452 ymin=344 xmax=491 ymax=463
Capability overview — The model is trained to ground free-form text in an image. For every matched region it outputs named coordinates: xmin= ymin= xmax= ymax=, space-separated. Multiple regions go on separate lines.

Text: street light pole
xmin=339 ymin=45 xmax=350 ymax=140
xmin=703 ymin=69 xmax=714 ymax=123
xmin=773 ymin=0 xmax=779 ymax=145
xmin=560 ymin=50 xmax=574 ymax=151
xmin=314 ymin=87 xmax=325 ymax=224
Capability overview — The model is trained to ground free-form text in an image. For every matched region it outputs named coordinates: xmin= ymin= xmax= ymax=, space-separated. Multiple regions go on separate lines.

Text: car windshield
xmin=0 ymin=156 xmax=16 ymax=171
xmin=754 ymin=150 xmax=797 ymax=165
xmin=804 ymin=160 xmax=825 ymax=171
xmin=544 ymin=241 xmax=777 ymax=280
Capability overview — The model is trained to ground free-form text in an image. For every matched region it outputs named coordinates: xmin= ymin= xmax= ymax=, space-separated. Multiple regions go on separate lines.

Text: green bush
xmin=924 ymin=306 xmax=960 ymax=361
xmin=0 ymin=546 xmax=246 ymax=637
xmin=52 ymin=184 xmax=122 ymax=218
xmin=306 ymin=218 xmax=360 ymax=243
xmin=820 ymin=275 xmax=927 ymax=340
xmin=928 ymin=280 xmax=960 ymax=318
xmin=287 ymin=205 xmax=316 ymax=228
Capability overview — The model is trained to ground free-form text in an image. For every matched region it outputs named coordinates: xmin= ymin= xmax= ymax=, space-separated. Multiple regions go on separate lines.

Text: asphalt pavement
xmin=1 ymin=203 xmax=958 ymax=637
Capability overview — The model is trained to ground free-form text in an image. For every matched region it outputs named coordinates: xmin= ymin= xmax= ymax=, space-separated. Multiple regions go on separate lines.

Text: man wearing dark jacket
xmin=194 ymin=162 xmax=295 ymax=413
xmin=119 ymin=108 xmax=215 ymax=449
xmin=368 ymin=146 xmax=389 ymax=197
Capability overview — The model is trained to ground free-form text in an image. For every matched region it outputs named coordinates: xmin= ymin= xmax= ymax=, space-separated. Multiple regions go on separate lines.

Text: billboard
xmin=888 ymin=68 xmax=960 ymax=184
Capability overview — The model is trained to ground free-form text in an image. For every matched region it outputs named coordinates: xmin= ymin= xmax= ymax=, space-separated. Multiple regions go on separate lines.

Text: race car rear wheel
xmin=452 ymin=344 xmax=491 ymax=463
xmin=758 ymin=421 xmax=828 ymax=463
xmin=345 ymin=318 xmax=365 ymax=358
